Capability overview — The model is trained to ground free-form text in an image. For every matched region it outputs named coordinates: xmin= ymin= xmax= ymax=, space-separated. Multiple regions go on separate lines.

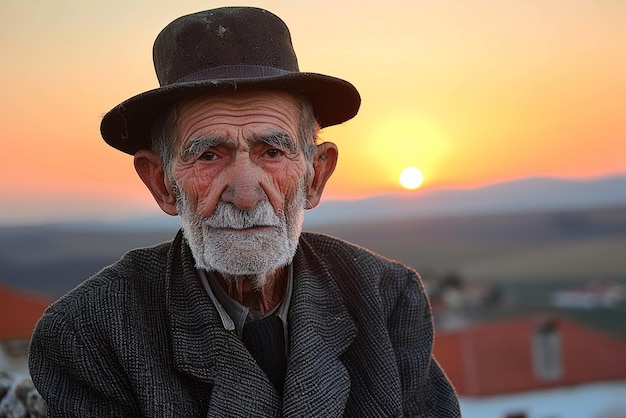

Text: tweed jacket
xmin=29 ymin=231 xmax=460 ymax=417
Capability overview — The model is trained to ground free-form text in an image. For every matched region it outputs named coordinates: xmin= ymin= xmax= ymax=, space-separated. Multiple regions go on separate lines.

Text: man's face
xmin=168 ymin=91 xmax=310 ymax=282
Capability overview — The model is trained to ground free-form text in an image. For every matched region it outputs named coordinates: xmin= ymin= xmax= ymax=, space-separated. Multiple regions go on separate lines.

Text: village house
xmin=434 ymin=315 xmax=626 ymax=418
xmin=0 ymin=283 xmax=50 ymax=375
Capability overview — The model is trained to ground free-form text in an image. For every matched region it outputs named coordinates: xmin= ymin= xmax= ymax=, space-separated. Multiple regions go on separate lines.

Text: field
xmin=313 ymin=206 xmax=626 ymax=282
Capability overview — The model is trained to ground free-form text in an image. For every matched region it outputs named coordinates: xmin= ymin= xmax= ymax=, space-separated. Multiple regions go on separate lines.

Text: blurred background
xmin=1 ymin=1 xmax=625 ymax=417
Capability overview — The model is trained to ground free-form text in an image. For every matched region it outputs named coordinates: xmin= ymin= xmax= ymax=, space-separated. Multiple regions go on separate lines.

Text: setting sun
xmin=399 ymin=167 xmax=424 ymax=190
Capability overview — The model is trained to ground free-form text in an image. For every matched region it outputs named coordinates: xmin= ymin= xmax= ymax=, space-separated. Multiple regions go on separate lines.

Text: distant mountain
xmin=303 ymin=175 xmax=626 ymax=227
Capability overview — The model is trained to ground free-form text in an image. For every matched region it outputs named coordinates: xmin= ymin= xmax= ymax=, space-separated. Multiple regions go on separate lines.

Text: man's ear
xmin=134 ymin=150 xmax=178 ymax=216
xmin=305 ymin=142 xmax=338 ymax=209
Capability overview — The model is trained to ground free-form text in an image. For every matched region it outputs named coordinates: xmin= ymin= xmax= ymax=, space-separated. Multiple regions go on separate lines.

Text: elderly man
xmin=29 ymin=7 xmax=460 ymax=417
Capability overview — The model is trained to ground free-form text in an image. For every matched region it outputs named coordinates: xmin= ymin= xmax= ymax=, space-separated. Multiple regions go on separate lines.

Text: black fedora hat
xmin=100 ymin=7 xmax=361 ymax=155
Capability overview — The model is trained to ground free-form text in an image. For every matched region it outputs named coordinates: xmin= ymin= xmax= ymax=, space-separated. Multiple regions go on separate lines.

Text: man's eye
xmin=199 ymin=151 xmax=218 ymax=161
xmin=265 ymin=148 xmax=283 ymax=158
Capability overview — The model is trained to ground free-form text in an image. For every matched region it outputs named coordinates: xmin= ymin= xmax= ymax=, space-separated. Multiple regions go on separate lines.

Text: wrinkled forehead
xmin=174 ymin=90 xmax=301 ymax=143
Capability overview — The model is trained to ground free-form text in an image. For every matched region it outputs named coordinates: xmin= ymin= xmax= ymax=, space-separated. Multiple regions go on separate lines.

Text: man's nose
xmin=220 ymin=158 xmax=267 ymax=210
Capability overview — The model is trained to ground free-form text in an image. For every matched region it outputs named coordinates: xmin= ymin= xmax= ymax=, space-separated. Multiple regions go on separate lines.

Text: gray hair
xmin=150 ymin=94 xmax=320 ymax=182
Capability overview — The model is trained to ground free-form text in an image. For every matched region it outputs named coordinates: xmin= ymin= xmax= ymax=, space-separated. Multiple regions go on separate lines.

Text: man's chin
xmin=202 ymin=250 xmax=290 ymax=277
xmin=194 ymin=232 xmax=293 ymax=276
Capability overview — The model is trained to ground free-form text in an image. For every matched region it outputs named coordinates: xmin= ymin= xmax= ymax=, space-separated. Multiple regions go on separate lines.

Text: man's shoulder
xmin=88 ymin=239 xmax=172 ymax=285
xmin=298 ymin=232 xmax=425 ymax=321
xmin=47 ymin=239 xmax=174 ymax=313
xmin=115 ymin=239 xmax=173 ymax=272
xmin=300 ymin=231 xmax=412 ymax=273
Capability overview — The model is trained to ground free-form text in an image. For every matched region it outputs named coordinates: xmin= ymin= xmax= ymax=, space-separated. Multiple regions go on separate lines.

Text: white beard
xmin=175 ymin=184 xmax=305 ymax=290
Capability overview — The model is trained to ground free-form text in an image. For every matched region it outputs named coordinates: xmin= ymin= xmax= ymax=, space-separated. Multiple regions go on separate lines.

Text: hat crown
xmin=153 ymin=7 xmax=299 ymax=87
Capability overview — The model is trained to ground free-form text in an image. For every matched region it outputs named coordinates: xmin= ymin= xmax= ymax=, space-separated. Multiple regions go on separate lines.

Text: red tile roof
xmin=434 ymin=315 xmax=626 ymax=396
xmin=0 ymin=283 xmax=50 ymax=340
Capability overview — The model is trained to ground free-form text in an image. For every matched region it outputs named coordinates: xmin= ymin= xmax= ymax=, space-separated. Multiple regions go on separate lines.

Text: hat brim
xmin=100 ymin=72 xmax=361 ymax=155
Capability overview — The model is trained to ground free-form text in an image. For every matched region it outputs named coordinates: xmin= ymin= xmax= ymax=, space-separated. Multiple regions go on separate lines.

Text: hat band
xmin=174 ymin=65 xmax=293 ymax=84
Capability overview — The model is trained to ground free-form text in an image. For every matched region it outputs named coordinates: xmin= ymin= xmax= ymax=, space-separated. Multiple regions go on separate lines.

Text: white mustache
xmin=204 ymin=201 xmax=281 ymax=229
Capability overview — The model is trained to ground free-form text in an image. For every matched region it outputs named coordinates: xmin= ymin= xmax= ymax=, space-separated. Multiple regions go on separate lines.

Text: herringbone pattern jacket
xmin=29 ymin=231 xmax=460 ymax=417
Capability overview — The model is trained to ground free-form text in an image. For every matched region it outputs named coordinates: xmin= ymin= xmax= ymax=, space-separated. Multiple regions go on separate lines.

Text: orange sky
xmin=1 ymin=1 xmax=625 ymax=224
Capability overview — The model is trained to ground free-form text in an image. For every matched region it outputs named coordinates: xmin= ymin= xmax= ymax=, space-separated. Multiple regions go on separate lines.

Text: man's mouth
xmin=218 ymin=225 xmax=277 ymax=232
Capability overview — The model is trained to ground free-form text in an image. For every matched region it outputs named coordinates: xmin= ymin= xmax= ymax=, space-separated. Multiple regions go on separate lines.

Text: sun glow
xmin=399 ymin=167 xmax=424 ymax=190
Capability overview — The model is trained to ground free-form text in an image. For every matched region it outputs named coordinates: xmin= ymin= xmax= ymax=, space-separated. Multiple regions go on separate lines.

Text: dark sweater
xmin=242 ymin=314 xmax=288 ymax=394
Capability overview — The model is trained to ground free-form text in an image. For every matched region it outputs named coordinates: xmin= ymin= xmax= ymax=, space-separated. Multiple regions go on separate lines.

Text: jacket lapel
xmin=166 ymin=233 xmax=281 ymax=416
xmin=282 ymin=242 xmax=357 ymax=417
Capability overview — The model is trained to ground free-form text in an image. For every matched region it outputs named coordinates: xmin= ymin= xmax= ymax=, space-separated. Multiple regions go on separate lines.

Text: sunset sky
xmin=1 ymin=0 xmax=625 ymax=225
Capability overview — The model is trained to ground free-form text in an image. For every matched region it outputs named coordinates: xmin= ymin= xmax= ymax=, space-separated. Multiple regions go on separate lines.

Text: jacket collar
xmin=165 ymin=231 xmax=357 ymax=416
